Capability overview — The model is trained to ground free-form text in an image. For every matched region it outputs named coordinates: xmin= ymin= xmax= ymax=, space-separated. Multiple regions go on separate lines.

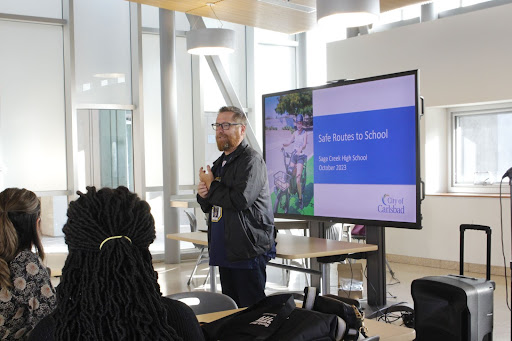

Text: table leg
xmin=321 ymin=263 xmax=330 ymax=294
xmin=209 ymin=265 xmax=217 ymax=292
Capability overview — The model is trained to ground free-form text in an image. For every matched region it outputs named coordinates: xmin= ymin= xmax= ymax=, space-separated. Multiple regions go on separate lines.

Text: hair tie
xmin=99 ymin=235 xmax=132 ymax=250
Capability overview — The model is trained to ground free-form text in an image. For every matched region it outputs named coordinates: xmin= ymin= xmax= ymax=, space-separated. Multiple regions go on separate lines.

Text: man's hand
xmin=197 ymin=181 xmax=209 ymax=198
xmin=199 ymin=166 xmax=214 ymax=189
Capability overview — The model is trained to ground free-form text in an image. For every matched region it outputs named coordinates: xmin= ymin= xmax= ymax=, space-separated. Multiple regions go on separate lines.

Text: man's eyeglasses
xmin=212 ymin=123 xmax=243 ymax=131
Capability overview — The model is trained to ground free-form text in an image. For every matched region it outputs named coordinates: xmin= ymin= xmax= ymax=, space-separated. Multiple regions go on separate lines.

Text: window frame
xmin=449 ymin=102 xmax=512 ymax=194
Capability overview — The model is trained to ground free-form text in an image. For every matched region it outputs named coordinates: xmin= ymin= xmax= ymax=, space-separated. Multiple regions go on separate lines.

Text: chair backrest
xmin=185 ymin=211 xmax=198 ymax=232
xmin=166 ymin=291 xmax=238 ymax=315
xmin=268 ymin=291 xmax=304 ymax=301
xmin=325 ymin=223 xmax=344 ymax=241
xmin=185 ymin=211 xmax=205 ymax=250
xmin=352 ymin=225 xmax=365 ymax=236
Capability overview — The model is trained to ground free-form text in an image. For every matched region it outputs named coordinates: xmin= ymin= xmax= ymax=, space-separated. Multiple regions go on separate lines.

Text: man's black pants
xmin=218 ymin=256 xmax=267 ymax=307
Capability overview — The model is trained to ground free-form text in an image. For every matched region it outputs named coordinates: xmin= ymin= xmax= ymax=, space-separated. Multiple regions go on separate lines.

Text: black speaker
xmin=412 ymin=225 xmax=495 ymax=341
xmin=412 ymin=276 xmax=494 ymax=340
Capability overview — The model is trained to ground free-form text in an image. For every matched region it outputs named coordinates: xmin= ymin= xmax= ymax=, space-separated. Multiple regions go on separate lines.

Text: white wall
xmin=389 ymin=196 xmax=510 ymax=267
xmin=326 ymin=4 xmax=512 ymax=266
xmin=327 ymin=4 xmax=512 ymax=108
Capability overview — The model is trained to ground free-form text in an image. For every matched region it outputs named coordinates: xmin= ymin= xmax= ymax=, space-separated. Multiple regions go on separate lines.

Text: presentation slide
xmin=264 ymin=72 xmax=418 ymax=225
xmin=313 ymin=75 xmax=417 ymax=223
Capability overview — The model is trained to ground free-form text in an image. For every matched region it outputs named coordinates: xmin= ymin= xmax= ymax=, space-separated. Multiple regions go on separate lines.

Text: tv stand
xmin=361 ymin=226 xmax=416 ymax=324
xmin=366 ymin=226 xmax=387 ymax=307
xmin=309 ymin=222 xmax=388 ymax=307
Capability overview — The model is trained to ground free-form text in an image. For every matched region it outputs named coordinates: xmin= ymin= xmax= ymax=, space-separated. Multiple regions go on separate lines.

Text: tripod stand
xmin=502 ymin=167 xmax=512 ymax=337
xmin=508 ymin=177 xmax=511 ymax=338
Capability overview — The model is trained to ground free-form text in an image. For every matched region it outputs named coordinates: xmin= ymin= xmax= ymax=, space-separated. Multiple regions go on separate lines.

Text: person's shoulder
xmin=10 ymin=250 xmax=51 ymax=286
xmin=241 ymin=149 xmax=265 ymax=169
xmin=12 ymin=249 xmax=37 ymax=261
xmin=242 ymin=144 xmax=263 ymax=159
xmin=10 ymin=250 xmax=40 ymax=269
xmin=161 ymin=296 xmax=195 ymax=315
xmin=162 ymin=296 xmax=193 ymax=312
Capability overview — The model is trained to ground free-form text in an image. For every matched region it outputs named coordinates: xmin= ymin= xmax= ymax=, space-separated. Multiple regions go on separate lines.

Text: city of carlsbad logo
xmin=378 ymin=194 xmax=405 ymax=214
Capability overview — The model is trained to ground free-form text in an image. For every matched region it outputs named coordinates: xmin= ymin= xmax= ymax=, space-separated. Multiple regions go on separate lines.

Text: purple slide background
xmin=313 ymin=75 xmax=416 ymax=117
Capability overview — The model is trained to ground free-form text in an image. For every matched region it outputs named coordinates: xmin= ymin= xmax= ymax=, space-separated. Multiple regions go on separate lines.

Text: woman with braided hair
xmin=30 ymin=186 xmax=204 ymax=341
xmin=0 ymin=188 xmax=57 ymax=340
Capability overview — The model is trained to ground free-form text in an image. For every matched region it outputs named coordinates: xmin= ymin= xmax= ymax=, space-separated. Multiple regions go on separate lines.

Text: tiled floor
xmin=46 ymin=252 xmax=511 ymax=340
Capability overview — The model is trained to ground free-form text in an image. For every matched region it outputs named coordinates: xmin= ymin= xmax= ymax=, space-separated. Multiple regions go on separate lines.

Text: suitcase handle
xmin=460 ymin=224 xmax=491 ymax=280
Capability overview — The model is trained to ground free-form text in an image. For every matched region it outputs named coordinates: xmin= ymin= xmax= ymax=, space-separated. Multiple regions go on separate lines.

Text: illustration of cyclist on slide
xmin=281 ymin=114 xmax=308 ymax=210
xmin=268 ymin=90 xmax=312 ymax=214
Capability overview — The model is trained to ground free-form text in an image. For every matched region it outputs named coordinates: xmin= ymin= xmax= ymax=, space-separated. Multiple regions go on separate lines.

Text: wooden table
xmin=170 ymin=195 xmax=199 ymax=208
xmin=274 ymin=218 xmax=309 ymax=230
xmin=167 ymin=232 xmax=377 ymax=294
xmin=196 ymin=307 xmax=415 ymax=341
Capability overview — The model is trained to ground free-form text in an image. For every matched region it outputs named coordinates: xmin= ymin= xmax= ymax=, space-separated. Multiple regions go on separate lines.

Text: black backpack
xmin=201 ymin=293 xmax=343 ymax=340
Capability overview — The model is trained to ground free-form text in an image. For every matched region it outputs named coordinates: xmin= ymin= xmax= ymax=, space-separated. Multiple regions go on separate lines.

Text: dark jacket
xmin=197 ymin=139 xmax=275 ymax=262
xmin=28 ymin=297 xmax=205 ymax=341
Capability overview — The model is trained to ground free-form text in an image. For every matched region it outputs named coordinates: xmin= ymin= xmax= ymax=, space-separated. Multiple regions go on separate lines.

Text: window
xmin=76 ymin=109 xmax=134 ymax=192
xmin=0 ymin=0 xmax=62 ymax=19
xmin=254 ymin=28 xmax=298 ymax=146
xmin=451 ymin=104 xmax=512 ymax=192
xmin=0 ymin=20 xmax=66 ymax=191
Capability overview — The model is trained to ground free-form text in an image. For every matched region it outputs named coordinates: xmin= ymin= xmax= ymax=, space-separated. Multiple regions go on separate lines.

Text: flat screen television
xmin=263 ymin=70 xmax=422 ymax=229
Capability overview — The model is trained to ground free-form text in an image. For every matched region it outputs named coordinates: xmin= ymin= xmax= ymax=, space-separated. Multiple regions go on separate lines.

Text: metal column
xmin=160 ymin=9 xmax=180 ymax=263
xmin=129 ymin=3 xmax=146 ymax=198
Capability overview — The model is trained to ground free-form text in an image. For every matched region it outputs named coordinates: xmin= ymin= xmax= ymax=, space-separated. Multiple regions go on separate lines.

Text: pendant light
xmin=316 ymin=0 xmax=380 ymax=28
xmin=186 ymin=3 xmax=235 ymax=55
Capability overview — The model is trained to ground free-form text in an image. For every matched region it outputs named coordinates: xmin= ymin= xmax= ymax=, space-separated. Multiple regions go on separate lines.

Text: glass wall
xmin=142 ymin=33 xmax=164 ymax=188
xmin=141 ymin=10 xmax=198 ymax=253
xmin=73 ymin=0 xmax=132 ymax=105
xmin=0 ymin=8 xmax=68 ymax=247
xmin=0 ymin=20 xmax=66 ymax=191
xmin=253 ymin=28 xmax=298 ymax=147
xmin=76 ymin=109 xmax=134 ymax=193
xmin=0 ymin=0 xmax=301 ymax=257
xmin=0 ymin=0 xmax=62 ymax=19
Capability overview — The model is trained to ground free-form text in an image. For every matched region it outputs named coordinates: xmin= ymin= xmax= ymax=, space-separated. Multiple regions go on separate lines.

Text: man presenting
xmin=197 ymin=106 xmax=276 ymax=307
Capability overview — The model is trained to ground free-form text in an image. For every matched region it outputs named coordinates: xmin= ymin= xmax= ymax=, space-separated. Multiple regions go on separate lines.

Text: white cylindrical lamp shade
xmin=317 ymin=0 xmax=380 ymax=28
xmin=186 ymin=28 xmax=235 ymax=55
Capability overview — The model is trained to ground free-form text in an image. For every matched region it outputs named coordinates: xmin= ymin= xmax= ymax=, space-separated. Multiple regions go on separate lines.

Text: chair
xmin=268 ymin=291 xmax=305 ymax=302
xmin=166 ymin=291 xmax=238 ymax=315
xmin=185 ymin=211 xmax=209 ymax=286
xmin=278 ymin=230 xmax=309 ymax=287
xmin=349 ymin=225 xmax=396 ymax=280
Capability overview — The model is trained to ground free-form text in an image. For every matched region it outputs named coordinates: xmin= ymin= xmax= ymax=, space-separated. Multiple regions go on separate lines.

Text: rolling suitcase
xmin=411 ymin=224 xmax=495 ymax=341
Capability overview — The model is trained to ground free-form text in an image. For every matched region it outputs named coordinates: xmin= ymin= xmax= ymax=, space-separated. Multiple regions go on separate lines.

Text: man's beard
xmin=216 ymin=132 xmax=240 ymax=152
